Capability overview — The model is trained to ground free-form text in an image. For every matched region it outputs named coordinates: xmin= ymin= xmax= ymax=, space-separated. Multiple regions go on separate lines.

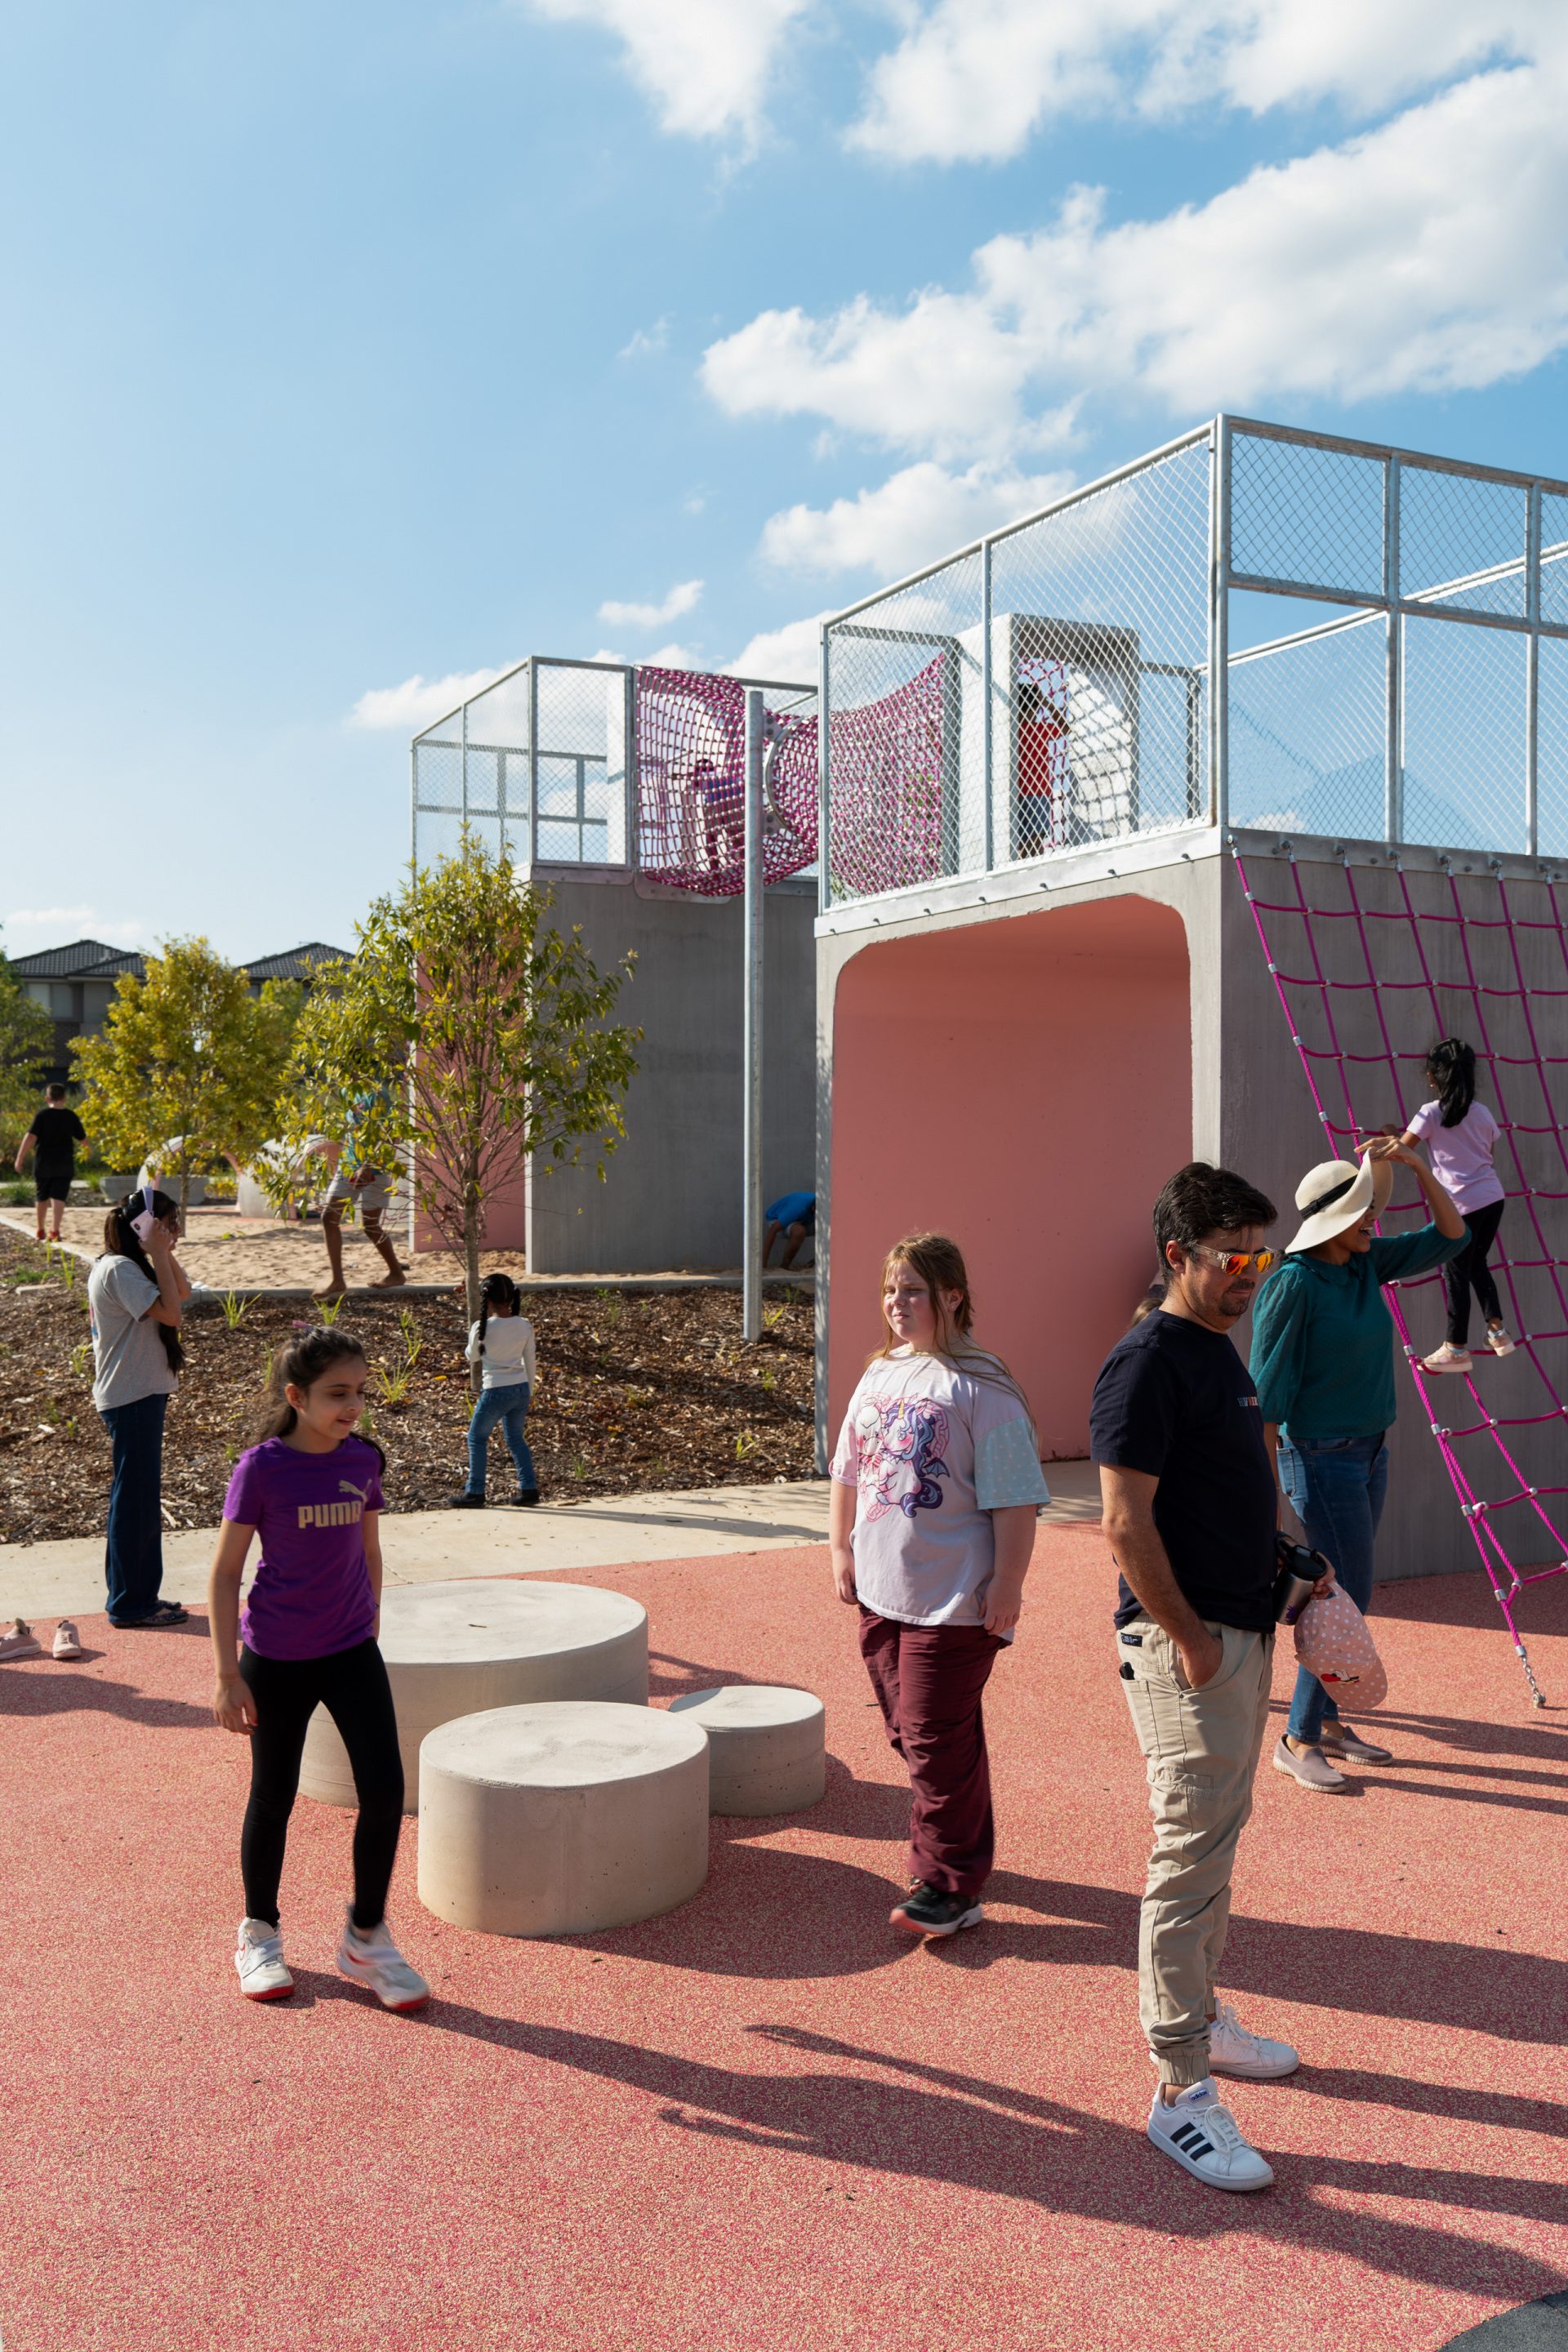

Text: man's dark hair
xmin=46 ymin=1081 xmax=67 ymax=1102
xmin=1153 ymin=1162 xmax=1277 ymax=1285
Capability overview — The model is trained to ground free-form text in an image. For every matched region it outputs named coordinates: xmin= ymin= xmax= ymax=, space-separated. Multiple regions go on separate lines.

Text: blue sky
xmin=3 ymin=1 xmax=1566 ymax=960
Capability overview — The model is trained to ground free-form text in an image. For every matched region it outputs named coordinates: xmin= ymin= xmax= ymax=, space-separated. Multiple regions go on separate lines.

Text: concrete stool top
xmin=424 ymin=1699 xmax=708 ymax=1787
xmin=669 ymin=1685 xmax=822 ymax=1732
xmin=376 ymin=1579 xmax=645 ymax=1668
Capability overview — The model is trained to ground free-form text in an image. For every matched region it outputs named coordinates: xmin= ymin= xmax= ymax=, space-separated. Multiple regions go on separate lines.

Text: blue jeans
xmin=1279 ymin=1429 xmax=1387 ymax=1743
xmin=100 ymin=1391 xmax=169 ymax=1624
xmin=465 ymin=1383 xmax=535 ymax=1495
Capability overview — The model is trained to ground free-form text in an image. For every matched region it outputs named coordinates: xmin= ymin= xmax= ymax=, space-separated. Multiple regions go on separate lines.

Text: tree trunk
xmin=464 ymin=1184 xmax=483 ymax=1400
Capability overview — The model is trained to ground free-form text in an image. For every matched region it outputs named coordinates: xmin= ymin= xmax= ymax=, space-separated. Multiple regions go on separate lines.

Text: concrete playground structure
xmin=668 ymin=1682 xmax=826 ymax=1815
xmin=300 ymin=1579 xmax=648 ymax=1813
xmin=814 ymin=416 xmax=1568 ymax=1600
xmin=411 ymin=660 xmax=819 ymax=1275
xmin=416 ymin=1698 xmax=711 ymax=1936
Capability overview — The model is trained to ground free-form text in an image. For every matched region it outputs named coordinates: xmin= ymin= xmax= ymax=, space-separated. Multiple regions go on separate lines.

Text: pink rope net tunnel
xmin=1235 ymin=845 xmax=1568 ymax=1704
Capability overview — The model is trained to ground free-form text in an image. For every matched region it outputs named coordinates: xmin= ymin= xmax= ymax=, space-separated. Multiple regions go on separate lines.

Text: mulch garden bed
xmin=0 ymin=1228 xmax=816 ymax=1544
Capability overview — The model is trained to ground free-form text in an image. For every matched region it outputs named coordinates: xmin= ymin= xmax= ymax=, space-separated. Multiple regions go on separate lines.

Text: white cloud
xmin=519 ymin=0 xmax=809 ymax=144
xmin=644 ymin=641 xmax=700 ymax=668
xmin=848 ymin=0 xmax=1555 ymax=164
xmin=618 ymin=316 xmax=670 ymax=359
xmin=2 ymin=906 xmax=145 ymax=951
xmin=349 ymin=669 xmax=504 ymax=733
xmin=762 ymin=459 xmax=1075 ymax=577
xmin=589 ymin=646 xmax=625 ymax=666
xmin=724 ymin=613 xmax=831 ymax=684
xmin=598 ymin=578 xmax=704 ymax=629
xmin=706 ymin=57 xmax=1568 ymax=449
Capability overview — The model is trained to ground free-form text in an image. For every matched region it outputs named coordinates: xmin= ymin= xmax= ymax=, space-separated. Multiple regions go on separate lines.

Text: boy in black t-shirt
xmin=1092 ymin=1162 xmax=1325 ymax=2197
xmin=14 ymin=1084 xmax=87 ymax=1242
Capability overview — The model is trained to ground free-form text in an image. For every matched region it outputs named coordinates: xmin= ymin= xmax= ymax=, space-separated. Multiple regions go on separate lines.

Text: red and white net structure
xmin=635 ymin=668 xmax=818 ymax=898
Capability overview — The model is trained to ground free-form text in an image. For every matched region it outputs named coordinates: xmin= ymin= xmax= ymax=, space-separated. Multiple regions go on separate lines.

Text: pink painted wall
xmin=827 ymin=894 xmax=1192 ymax=1458
xmin=412 ymin=1152 xmax=528 ymax=1256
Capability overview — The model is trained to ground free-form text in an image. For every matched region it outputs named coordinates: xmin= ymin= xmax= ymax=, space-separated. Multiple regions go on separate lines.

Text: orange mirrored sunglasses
xmin=1190 ymin=1244 xmax=1276 ymax=1275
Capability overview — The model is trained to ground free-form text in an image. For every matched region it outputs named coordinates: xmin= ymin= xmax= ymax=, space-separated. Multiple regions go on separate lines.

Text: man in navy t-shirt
xmin=1091 ymin=1160 xmax=1319 ymax=2196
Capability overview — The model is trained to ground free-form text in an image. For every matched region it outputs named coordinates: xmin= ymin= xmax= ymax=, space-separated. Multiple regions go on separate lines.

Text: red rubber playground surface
xmin=4 ymin=1530 xmax=1568 ymax=2352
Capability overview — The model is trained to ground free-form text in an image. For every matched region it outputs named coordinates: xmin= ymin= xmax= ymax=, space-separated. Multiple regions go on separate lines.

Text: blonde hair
xmin=870 ymin=1232 xmax=1035 ymax=1428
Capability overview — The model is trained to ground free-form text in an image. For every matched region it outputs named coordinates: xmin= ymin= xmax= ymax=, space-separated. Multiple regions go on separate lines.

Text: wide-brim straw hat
xmin=1285 ymin=1153 xmax=1394 ymax=1254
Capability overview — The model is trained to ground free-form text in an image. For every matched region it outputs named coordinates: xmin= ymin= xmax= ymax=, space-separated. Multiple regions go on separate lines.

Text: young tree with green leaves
xmin=0 ymin=950 xmax=56 ymax=1157
xmin=72 ymin=938 xmax=303 ymax=1222
xmin=274 ymin=832 xmax=639 ymax=1340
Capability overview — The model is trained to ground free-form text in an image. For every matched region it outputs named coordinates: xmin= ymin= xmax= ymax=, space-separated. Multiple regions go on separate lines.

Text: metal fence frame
xmin=817 ymin=412 xmax=1568 ymax=911
xmin=411 ymin=656 xmax=816 ymax=880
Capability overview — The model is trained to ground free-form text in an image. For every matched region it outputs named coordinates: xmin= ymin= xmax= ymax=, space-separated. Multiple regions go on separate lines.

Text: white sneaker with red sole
xmin=235 ymin=1918 xmax=294 ymax=2002
xmin=335 ymin=1915 xmax=430 ymax=2011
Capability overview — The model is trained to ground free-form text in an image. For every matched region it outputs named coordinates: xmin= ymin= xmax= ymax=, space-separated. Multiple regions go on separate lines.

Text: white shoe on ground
xmin=51 ymin=1620 xmax=83 ymax=1660
xmin=1423 ymin=1342 xmax=1472 ymax=1374
xmin=0 ymin=1619 xmax=42 ymax=1661
xmin=1206 ymin=1999 xmax=1299 ymax=2080
xmin=235 ymin=1918 xmax=294 ymax=2002
xmin=335 ymin=1915 xmax=430 ymax=2011
xmin=1272 ymin=1735 xmax=1348 ymax=1792
xmin=1147 ymin=2079 xmax=1274 ymax=2192
xmin=1487 ymin=1324 xmax=1517 ymax=1356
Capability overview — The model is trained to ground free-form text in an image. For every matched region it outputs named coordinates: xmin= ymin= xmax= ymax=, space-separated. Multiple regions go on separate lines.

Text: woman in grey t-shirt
xmin=87 ymin=1189 xmax=190 ymax=1628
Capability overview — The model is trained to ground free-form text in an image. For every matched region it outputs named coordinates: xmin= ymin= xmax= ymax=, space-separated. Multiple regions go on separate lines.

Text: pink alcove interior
xmin=827 ymin=893 xmax=1192 ymax=1459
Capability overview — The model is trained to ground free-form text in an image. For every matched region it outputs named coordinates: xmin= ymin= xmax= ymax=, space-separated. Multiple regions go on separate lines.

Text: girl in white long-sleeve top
xmin=448 ymin=1274 xmax=540 ymax=1508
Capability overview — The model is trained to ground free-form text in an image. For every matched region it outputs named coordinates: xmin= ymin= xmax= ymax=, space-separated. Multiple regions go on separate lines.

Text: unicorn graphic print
xmin=853 ymin=1395 xmax=951 ymax=1521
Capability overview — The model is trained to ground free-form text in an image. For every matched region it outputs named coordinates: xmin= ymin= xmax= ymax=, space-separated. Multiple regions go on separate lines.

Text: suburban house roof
xmin=7 ymin=939 xmax=141 ymax=980
xmin=243 ymin=942 xmax=352 ymax=982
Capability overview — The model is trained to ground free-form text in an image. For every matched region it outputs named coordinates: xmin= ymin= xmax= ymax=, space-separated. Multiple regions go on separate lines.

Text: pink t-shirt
xmin=224 ymin=1435 xmax=383 ymax=1661
xmin=1406 ymin=1098 xmax=1505 ymax=1216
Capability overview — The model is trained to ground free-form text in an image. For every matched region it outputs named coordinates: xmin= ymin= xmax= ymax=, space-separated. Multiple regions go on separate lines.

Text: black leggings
xmin=238 ymin=1639 xmax=404 ymax=1931
xmin=1443 ymin=1200 xmax=1506 ymax=1346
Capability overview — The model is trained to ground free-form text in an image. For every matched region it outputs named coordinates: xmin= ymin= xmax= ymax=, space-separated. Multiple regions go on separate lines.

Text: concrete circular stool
xmin=299 ymin=1579 xmax=648 ymax=1814
xmin=667 ymin=1684 xmax=826 ymax=1815
xmin=417 ymin=1700 xmax=710 ymax=1936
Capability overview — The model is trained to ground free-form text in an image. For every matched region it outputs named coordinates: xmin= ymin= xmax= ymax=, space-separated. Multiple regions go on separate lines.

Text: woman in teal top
xmin=1250 ymin=1142 xmax=1463 ymax=1792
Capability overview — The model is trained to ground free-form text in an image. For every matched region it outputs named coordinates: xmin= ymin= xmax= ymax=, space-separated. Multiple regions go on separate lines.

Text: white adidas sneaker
xmin=1147 ymin=2079 xmax=1275 ymax=2191
xmin=335 ymin=1914 xmax=430 ymax=2011
xmin=1207 ymin=2000 xmax=1299 ymax=2079
xmin=234 ymin=1917 xmax=294 ymax=2002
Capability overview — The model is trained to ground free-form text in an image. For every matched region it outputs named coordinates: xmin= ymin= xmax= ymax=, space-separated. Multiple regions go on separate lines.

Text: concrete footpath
xmin=0 ymin=1463 xmax=1102 ymax=1620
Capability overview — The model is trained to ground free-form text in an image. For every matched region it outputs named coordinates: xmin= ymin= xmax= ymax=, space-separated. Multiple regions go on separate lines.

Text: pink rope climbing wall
xmin=635 ymin=667 xmax=818 ymax=898
xmin=1236 ymin=846 xmax=1568 ymax=1703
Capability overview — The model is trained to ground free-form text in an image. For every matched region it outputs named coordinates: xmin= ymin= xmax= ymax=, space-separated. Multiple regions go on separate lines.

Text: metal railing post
xmin=1208 ymin=416 xmax=1231 ymax=830
xmin=409 ymin=742 xmax=418 ymax=871
xmin=1527 ymin=483 xmax=1542 ymax=857
xmin=982 ymin=536 xmax=995 ymax=869
xmin=742 ymin=688 xmax=766 ymax=1343
xmin=1384 ymin=454 xmax=1403 ymax=844
xmin=817 ymin=625 xmax=831 ymax=914
xmin=461 ymin=693 xmax=470 ymax=831
xmin=625 ymin=663 xmax=639 ymax=871
xmin=527 ymin=657 xmax=539 ymax=873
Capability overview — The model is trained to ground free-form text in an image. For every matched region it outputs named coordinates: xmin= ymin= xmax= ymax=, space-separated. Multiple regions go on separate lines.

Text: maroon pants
xmin=858 ymin=1607 xmax=1004 ymax=1900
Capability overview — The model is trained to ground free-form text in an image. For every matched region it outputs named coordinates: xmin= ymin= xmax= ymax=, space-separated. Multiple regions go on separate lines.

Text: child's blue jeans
xmin=465 ymin=1383 xmax=536 ymax=1495
xmin=1278 ymin=1428 xmax=1387 ymax=1744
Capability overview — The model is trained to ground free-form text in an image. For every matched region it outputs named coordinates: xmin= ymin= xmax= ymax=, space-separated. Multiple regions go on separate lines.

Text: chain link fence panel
xmin=1229 ymin=613 xmax=1386 ymax=842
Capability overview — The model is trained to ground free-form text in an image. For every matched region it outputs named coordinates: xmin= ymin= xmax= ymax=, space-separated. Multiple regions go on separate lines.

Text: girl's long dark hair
xmin=101 ymin=1191 xmax=183 ymax=1375
xmin=254 ymin=1327 xmax=385 ymax=1468
xmin=1427 ymin=1037 xmax=1477 ymax=1129
xmin=476 ymin=1271 xmax=520 ymax=1361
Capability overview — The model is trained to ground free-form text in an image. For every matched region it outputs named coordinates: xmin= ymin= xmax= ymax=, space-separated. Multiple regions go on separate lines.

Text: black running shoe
xmin=447 ymin=1491 xmax=486 ymax=1510
xmin=889 ymin=1881 xmax=984 ymax=1937
xmin=515 ymin=1486 xmax=541 ymax=1508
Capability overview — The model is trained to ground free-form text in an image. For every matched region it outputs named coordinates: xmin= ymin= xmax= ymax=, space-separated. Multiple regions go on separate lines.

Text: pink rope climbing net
xmin=1235 ymin=845 xmax=1568 ymax=1704
xmin=635 ymin=667 xmax=818 ymax=898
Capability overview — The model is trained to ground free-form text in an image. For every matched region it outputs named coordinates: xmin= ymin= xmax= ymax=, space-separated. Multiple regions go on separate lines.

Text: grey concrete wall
xmin=527 ymin=871 xmax=817 ymax=1274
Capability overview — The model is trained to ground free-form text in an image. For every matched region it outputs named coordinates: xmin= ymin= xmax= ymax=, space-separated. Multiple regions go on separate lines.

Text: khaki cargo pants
xmin=1116 ymin=1617 xmax=1275 ymax=2087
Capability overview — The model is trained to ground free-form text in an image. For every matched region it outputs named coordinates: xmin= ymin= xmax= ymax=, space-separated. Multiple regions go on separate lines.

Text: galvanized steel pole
xmin=742 ymin=688 xmax=765 ymax=1343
